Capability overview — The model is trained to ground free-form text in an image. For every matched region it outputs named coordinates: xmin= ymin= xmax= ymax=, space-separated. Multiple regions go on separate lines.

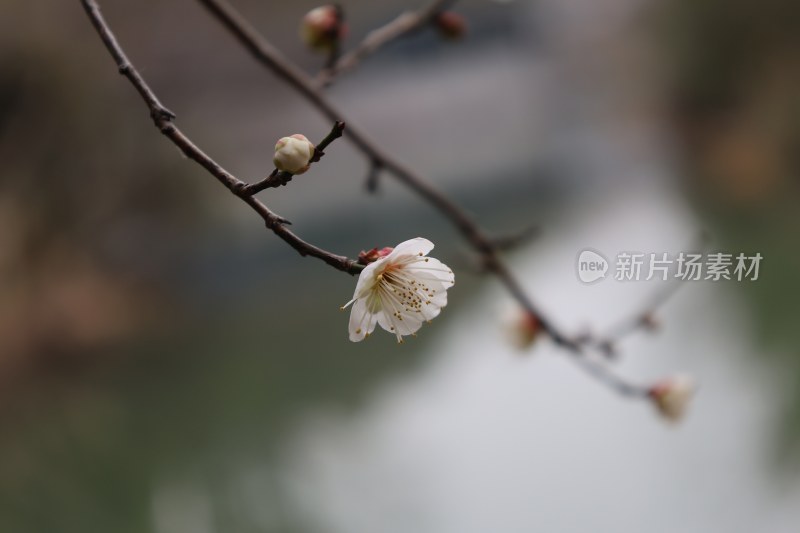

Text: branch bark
xmin=315 ymin=0 xmax=455 ymax=88
xmin=194 ymin=0 xmax=650 ymax=396
xmin=194 ymin=0 xmax=571 ymax=342
xmin=80 ymin=0 xmax=362 ymax=276
xmin=81 ymin=0 xmax=652 ymax=399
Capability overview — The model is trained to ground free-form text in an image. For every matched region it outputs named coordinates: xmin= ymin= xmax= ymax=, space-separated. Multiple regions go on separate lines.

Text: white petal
xmin=429 ymin=288 xmax=448 ymax=308
xmin=350 ymin=260 xmax=383 ymax=301
xmin=385 ymin=237 xmax=434 ymax=262
xmin=418 ymin=303 xmax=442 ymax=321
xmin=348 ymin=297 xmax=378 ymax=342
xmin=377 ymin=309 xmax=423 ymax=341
xmin=406 ymin=257 xmax=454 ymax=284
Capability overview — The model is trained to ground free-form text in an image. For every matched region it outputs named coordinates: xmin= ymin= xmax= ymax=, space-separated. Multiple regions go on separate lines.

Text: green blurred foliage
xmin=660 ymin=0 xmax=800 ymax=461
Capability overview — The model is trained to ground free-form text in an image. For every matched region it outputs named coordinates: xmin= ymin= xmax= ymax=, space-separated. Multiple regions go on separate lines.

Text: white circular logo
xmin=576 ymin=249 xmax=609 ymax=284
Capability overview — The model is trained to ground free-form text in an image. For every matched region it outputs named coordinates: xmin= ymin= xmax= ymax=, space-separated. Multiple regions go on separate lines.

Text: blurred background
xmin=1 ymin=0 xmax=800 ymax=531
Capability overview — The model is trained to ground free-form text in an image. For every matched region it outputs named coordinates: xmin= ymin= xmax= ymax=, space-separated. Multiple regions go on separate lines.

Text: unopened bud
xmin=301 ymin=5 xmax=348 ymax=52
xmin=506 ymin=309 xmax=542 ymax=350
xmin=640 ymin=312 xmax=661 ymax=332
xmin=358 ymin=247 xmax=394 ymax=265
xmin=649 ymin=375 xmax=695 ymax=423
xmin=273 ymin=134 xmax=315 ymax=174
xmin=434 ymin=11 xmax=467 ymax=40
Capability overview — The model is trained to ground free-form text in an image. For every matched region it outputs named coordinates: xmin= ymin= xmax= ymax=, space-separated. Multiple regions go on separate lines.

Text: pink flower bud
xmin=434 ymin=11 xmax=468 ymax=41
xmin=273 ymin=134 xmax=315 ymax=174
xmin=358 ymin=247 xmax=394 ymax=265
xmin=300 ymin=5 xmax=348 ymax=52
xmin=649 ymin=375 xmax=695 ymax=422
xmin=505 ymin=309 xmax=542 ymax=350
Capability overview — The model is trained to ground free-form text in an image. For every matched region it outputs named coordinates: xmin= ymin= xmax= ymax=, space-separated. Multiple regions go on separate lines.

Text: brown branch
xmin=315 ymin=0 xmax=455 ymax=88
xmin=490 ymin=225 xmax=540 ymax=252
xmin=79 ymin=0 xmax=362 ymax=276
xmin=82 ymin=0 xmax=651 ymax=399
xmin=194 ymin=0 xmax=653 ymax=397
xmin=195 ymin=0 xmax=581 ymax=347
xmin=585 ymin=234 xmax=708 ymax=358
xmin=586 ymin=280 xmax=684 ymax=359
xmin=573 ymin=354 xmax=649 ymax=398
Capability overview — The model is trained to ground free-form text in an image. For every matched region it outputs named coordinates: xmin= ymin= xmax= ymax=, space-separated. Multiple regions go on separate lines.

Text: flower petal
xmin=406 ymin=257 xmax=454 ymax=284
xmin=377 ymin=308 xmax=423 ymax=341
xmin=385 ymin=237 xmax=434 ymax=261
xmin=348 ymin=297 xmax=378 ymax=342
xmin=350 ymin=260 xmax=382 ymax=300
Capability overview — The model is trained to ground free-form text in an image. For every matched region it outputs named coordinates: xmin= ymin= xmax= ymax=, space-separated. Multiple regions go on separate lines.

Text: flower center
xmin=374 ymin=266 xmax=438 ymax=319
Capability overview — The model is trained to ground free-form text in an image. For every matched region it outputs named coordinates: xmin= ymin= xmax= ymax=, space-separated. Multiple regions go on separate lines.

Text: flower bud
xmin=505 ymin=309 xmax=542 ymax=350
xmin=358 ymin=247 xmax=394 ymax=265
xmin=301 ymin=5 xmax=348 ymax=52
xmin=640 ymin=312 xmax=661 ymax=332
xmin=649 ymin=375 xmax=695 ymax=422
xmin=434 ymin=11 xmax=467 ymax=41
xmin=273 ymin=134 xmax=315 ymax=174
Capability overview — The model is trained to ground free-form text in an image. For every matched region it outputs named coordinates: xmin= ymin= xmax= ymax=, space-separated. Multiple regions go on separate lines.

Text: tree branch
xmin=193 ymin=0 xmax=655 ymax=397
xmin=79 ymin=0 xmax=362 ymax=276
xmin=583 ymin=233 xmax=707 ymax=357
xmin=82 ymin=0 xmax=653 ymax=399
xmin=490 ymin=225 xmax=540 ymax=252
xmin=315 ymin=0 xmax=456 ymax=88
xmin=195 ymin=0 xmax=581 ymax=347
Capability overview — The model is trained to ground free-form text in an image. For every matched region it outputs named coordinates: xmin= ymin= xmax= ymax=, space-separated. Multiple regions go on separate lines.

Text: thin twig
xmin=82 ymin=0 xmax=650 ymax=398
xmin=573 ymin=354 xmax=650 ymax=398
xmin=315 ymin=0 xmax=455 ymax=88
xmin=80 ymin=0 xmax=362 ymax=276
xmin=490 ymin=225 xmax=540 ymax=252
xmin=194 ymin=0 xmax=651 ymax=396
xmin=583 ymin=233 xmax=708 ymax=358
xmin=589 ymin=281 xmax=682 ymax=358
xmin=195 ymin=0 xmax=571 ymax=344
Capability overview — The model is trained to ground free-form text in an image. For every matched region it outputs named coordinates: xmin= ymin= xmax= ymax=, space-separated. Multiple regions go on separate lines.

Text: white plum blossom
xmin=342 ymin=237 xmax=454 ymax=343
xmin=649 ymin=374 xmax=696 ymax=422
xmin=273 ymin=134 xmax=315 ymax=174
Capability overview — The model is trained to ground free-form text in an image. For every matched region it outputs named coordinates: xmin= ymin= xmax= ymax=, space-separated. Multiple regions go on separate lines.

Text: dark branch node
xmin=152 ymin=106 xmax=177 ymax=121
xmin=158 ymin=122 xmax=176 ymax=134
